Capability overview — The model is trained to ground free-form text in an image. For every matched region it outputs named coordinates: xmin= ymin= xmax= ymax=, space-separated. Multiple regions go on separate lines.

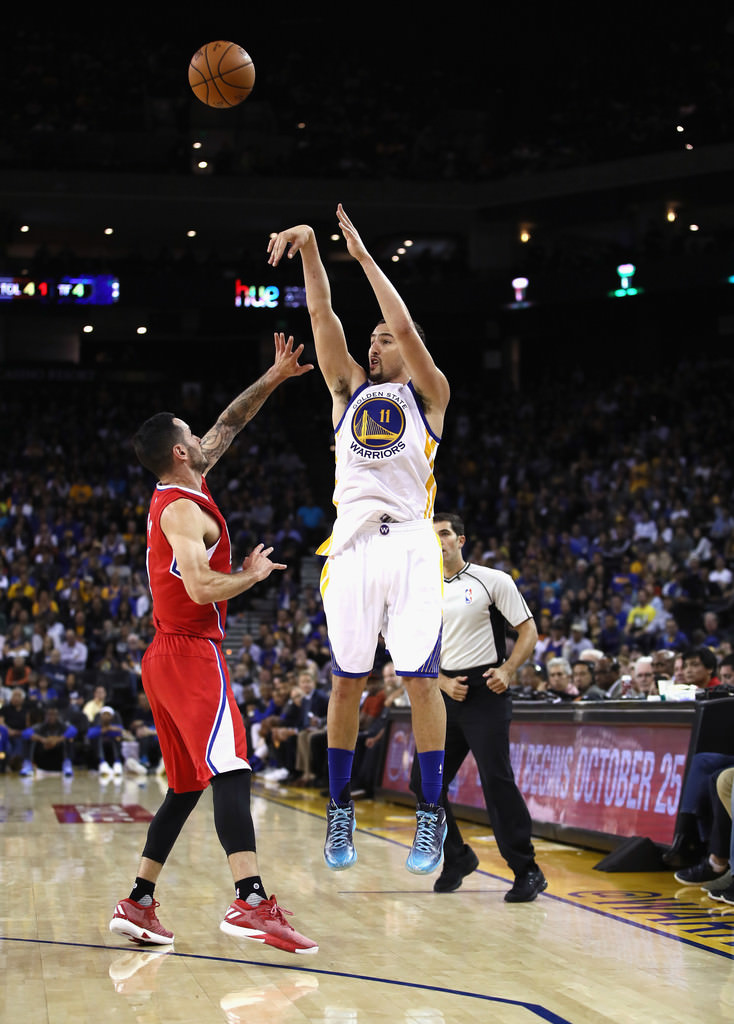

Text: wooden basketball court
xmin=2 ymin=768 xmax=732 ymax=1023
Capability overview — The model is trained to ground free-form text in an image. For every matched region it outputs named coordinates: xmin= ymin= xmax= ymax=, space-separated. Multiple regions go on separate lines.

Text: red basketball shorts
xmin=141 ymin=633 xmax=249 ymax=793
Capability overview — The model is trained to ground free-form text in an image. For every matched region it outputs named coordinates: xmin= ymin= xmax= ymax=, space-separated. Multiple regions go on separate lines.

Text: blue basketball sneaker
xmin=406 ymin=802 xmax=447 ymax=874
xmin=324 ymin=799 xmax=358 ymax=870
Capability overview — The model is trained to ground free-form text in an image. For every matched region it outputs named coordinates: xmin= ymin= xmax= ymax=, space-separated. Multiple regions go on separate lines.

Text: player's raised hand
xmin=267 ymin=225 xmax=314 ymax=266
xmin=271 ymin=332 xmax=314 ymax=380
xmin=336 ymin=204 xmax=369 ymax=262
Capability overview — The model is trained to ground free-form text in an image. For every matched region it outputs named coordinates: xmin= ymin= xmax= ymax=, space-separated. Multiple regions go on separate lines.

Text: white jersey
xmin=441 ymin=562 xmax=532 ymax=672
xmin=318 ymin=379 xmax=440 ymax=556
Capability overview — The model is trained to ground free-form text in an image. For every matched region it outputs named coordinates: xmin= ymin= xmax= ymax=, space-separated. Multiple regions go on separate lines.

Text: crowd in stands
xmin=1 ymin=348 xmax=734 ymax=786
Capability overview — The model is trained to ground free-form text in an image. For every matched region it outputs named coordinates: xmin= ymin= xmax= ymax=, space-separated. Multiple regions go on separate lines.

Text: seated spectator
xmin=56 ymin=628 xmax=88 ymax=673
xmin=562 ymin=620 xmax=593 ymax=662
xmin=123 ymin=690 xmax=162 ymax=774
xmin=705 ymin=768 xmax=734 ymax=903
xmin=19 ymin=704 xmax=77 ymax=778
xmin=40 ymin=646 xmax=70 ymax=698
xmin=708 ymin=555 xmax=733 ymax=604
xmin=359 ymin=673 xmax=387 ymax=731
xmin=290 ymin=645 xmax=320 ymax=682
xmin=352 ymin=662 xmax=411 ymax=798
xmin=659 ymin=614 xmax=689 ymax=651
xmin=607 ymin=655 xmax=657 ymax=700
xmin=252 ymin=678 xmax=292 ymax=777
xmin=293 ymin=670 xmax=331 ymax=787
xmin=623 ymin=585 xmax=658 ymax=652
xmin=571 ymin=660 xmax=607 ymax=700
xmin=671 ymin=766 xmax=733 ymax=888
xmin=263 ymin=676 xmax=313 ymax=782
xmin=0 ymin=687 xmax=32 ymax=770
xmin=719 ymin=654 xmax=734 ymax=688
xmin=511 ymin=661 xmax=548 ymax=700
xmin=236 ymin=632 xmax=262 ymax=667
xmin=662 ymin=749 xmax=734 ymax=869
xmin=28 ymin=673 xmax=62 ymax=708
xmin=700 ymin=610 xmax=724 ymax=649
xmin=230 ymin=658 xmax=256 ymax=706
xmin=545 ymin=657 xmax=579 ymax=701
xmin=241 ymin=683 xmax=271 ymax=771
xmin=651 ymin=648 xmax=676 ymax=683
xmin=683 ymin=646 xmax=721 ymax=691
xmin=83 ymin=684 xmax=108 ymax=723
xmin=88 ymin=705 xmax=124 ymax=777
xmin=534 ymin=616 xmax=567 ymax=665
xmin=118 ymin=631 xmax=145 ymax=696
xmin=588 ymin=654 xmax=621 ymax=695
xmin=95 ymin=641 xmax=122 ymax=674
xmin=5 ymin=654 xmax=31 ymax=692
xmin=31 ymin=587 xmax=60 ymax=622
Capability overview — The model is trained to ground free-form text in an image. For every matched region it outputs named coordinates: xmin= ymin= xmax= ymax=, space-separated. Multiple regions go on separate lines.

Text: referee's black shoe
xmin=433 ymin=845 xmax=479 ymax=892
xmin=504 ymin=867 xmax=548 ymax=903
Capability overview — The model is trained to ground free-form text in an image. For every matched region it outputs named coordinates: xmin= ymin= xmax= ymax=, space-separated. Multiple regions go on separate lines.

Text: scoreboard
xmin=0 ymin=275 xmax=119 ymax=305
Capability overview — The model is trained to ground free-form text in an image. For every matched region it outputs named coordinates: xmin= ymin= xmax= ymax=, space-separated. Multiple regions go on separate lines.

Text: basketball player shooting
xmin=268 ymin=205 xmax=451 ymax=875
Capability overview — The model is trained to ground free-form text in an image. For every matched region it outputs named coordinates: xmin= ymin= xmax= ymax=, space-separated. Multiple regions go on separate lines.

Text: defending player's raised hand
xmin=271 ymin=332 xmax=314 ymax=381
xmin=267 ymin=225 xmax=315 ymax=266
xmin=241 ymin=543 xmax=286 ymax=583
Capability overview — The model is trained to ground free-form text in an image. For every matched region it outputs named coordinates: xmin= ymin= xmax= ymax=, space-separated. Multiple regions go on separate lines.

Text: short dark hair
xmin=375 ymin=318 xmax=426 ymax=343
xmin=133 ymin=412 xmax=182 ymax=478
xmin=683 ymin=646 xmax=718 ymax=673
xmin=572 ymin=660 xmax=595 ymax=681
xmin=433 ymin=512 xmax=465 ymax=537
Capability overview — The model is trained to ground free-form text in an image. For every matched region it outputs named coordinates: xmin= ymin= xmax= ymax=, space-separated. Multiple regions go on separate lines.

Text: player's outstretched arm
xmin=336 ymin=204 xmax=450 ymax=418
xmin=268 ymin=224 xmax=365 ymax=407
xmin=200 ymin=332 xmax=312 ymax=474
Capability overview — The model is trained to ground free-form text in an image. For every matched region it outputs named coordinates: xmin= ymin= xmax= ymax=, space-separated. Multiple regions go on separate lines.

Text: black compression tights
xmin=141 ymin=771 xmax=256 ymax=865
xmin=142 ymin=787 xmax=202 ymax=865
xmin=211 ymin=769 xmax=256 ymax=856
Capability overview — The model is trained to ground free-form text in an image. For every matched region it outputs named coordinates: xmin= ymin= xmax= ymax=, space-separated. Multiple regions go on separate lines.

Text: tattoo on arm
xmin=200 ymin=376 xmax=274 ymax=467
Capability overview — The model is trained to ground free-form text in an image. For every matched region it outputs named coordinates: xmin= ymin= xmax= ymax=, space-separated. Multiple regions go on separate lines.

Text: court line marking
xmin=0 ymin=935 xmax=572 ymax=1023
xmin=255 ymin=790 xmax=734 ymax=962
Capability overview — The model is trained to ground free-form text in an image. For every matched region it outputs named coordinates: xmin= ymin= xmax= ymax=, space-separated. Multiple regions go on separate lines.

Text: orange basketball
xmin=188 ymin=41 xmax=255 ymax=108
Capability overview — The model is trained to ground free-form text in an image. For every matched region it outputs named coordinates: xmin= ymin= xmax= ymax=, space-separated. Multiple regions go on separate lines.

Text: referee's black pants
xmin=411 ymin=683 xmax=536 ymax=877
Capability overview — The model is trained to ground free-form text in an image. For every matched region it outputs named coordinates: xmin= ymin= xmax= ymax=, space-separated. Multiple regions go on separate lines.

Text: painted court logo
xmin=350 ymin=396 xmax=406 ymax=452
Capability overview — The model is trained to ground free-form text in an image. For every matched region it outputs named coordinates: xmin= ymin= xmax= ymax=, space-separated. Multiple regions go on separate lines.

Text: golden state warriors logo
xmin=351 ymin=397 xmax=406 ymax=451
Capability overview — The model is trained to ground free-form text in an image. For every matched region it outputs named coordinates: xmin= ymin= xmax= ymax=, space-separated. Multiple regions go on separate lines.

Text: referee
xmin=410 ymin=513 xmax=547 ymax=901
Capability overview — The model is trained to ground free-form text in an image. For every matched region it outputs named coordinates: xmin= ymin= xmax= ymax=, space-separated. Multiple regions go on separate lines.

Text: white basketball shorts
xmin=319 ymin=519 xmax=443 ymax=677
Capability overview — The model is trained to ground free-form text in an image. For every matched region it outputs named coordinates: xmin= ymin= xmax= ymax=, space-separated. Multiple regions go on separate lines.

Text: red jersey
xmin=146 ymin=479 xmax=231 ymax=641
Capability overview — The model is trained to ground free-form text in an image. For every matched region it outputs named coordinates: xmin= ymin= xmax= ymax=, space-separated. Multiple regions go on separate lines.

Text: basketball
xmin=188 ymin=41 xmax=255 ymax=108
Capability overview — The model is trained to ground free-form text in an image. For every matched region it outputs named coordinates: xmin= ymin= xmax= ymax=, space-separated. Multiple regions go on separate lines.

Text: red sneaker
xmin=220 ymin=896 xmax=318 ymax=954
xmin=109 ymin=898 xmax=174 ymax=945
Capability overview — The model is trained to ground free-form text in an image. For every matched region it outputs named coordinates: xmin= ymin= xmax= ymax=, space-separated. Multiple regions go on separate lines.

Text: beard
xmin=185 ymin=444 xmax=208 ymax=474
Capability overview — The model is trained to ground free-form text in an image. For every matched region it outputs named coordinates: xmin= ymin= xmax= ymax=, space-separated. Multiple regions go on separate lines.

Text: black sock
xmin=235 ymin=875 xmax=267 ymax=904
xmin=130 ymin=877 xmax=156 ymax=905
